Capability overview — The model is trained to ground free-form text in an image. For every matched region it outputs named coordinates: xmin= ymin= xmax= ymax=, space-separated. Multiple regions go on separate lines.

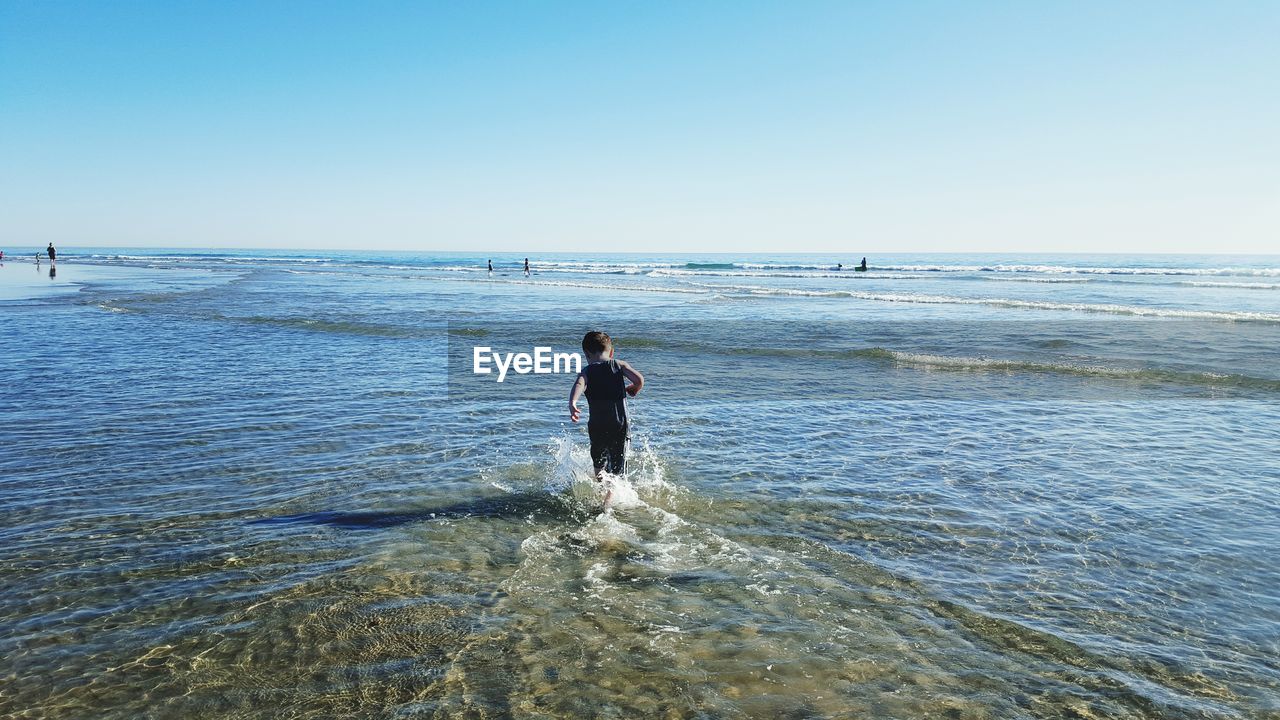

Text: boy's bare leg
xmin=593 ymin=465 xmax=613 ymax=509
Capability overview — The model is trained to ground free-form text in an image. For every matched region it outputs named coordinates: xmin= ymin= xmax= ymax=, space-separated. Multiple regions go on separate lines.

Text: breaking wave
xmin=860 ymin=349 xmax=1280 ymax=391
xmin=692 ymin=284 xmax=1280 ymax=322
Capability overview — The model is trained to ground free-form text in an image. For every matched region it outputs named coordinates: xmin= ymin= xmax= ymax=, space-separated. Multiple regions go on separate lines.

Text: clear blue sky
xmin=1 ymin=1 xmax=1276 ymax=253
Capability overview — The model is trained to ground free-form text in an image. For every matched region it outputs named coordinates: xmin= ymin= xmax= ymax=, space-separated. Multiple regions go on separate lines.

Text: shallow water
xmin=1 ymin=250 xmax=1278 ymax=718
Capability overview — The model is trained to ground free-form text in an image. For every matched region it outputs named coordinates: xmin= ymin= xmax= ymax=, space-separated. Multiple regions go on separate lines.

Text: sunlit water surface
xmin=1 ymin=251 xmax=1278 ymax=719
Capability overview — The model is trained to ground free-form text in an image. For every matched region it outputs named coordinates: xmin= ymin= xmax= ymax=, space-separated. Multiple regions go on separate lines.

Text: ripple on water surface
xmin=2 ymin=257 xmax=1278 ymax=718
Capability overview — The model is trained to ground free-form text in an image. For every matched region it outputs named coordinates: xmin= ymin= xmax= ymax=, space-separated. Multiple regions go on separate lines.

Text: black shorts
xmin=588 ymin=422 xmax=629 ymax=475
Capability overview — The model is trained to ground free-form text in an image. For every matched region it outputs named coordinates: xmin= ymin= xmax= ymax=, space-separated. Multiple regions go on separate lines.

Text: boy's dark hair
xmin=582 ymin=331 xmax=612 ymax=355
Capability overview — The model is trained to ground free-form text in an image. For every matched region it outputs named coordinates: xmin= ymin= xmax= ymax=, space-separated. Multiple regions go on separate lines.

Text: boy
xmin=568 ymin=331 xmax=644 ymax=485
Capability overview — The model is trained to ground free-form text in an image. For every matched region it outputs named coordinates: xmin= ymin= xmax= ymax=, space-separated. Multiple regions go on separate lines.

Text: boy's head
xmin=582 ymin=331 xmax=612 ymax=358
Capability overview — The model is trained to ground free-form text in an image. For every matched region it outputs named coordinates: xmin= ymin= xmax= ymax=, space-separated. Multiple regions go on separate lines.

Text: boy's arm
xmin=618 ymin=360 xmax=644 ymax=397
xmin=568 ymin=373 xmax=586 ymax=421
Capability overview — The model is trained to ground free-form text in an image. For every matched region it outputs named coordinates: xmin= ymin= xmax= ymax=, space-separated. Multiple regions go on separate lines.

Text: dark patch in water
xmin=1034 ymin=338 xmax=1074 ymax=348
xmin=214 ymin=314 xmax=423 ymax=338
xmin=255 ymin=491 xmax=581 ymax=529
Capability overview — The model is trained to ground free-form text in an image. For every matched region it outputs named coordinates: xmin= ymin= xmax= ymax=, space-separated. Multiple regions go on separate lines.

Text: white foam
xmin=574 ymin=512 xmax=643 ymax=546
xmin=872 ymin=350 xmax=1280 ymax=389
xmin=549 ymin=436 xmax=593 ymax=493
xmin=745 ymin=581 xmax=785 ymax=596
xmin=583 ymin=561 xmax=611 ymax=597
xmin=544 ymin=435 xmax=678 ymax=512
xmin=598 ymin=473 xmax=644 ymax=510
xmin=1178 ymin=281 xmax=1280 ymax=290
xmin=534 ymin=261 xmax=681 ymax=270
xmin=980 ymin=275 xmax=1091 ymax=284
xmin=532 ymin=265 xmax=653 ymax=275
xmin=413 ymin=274 xmax=708 ymax=295
xmin=884 ymin=351 xmax=1140 ymax=377
xmin=845 ymin=292 xmax=1280 ymax=322
xmin=689 ymin=283 xmax=1280 ymax=322
xmin=650 ymin=268 xmax=928 ymax=280
xmin=879 ymin=264 xmax=1280 ymax=277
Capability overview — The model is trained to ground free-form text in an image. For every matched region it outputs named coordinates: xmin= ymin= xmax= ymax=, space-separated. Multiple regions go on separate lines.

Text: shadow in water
xmin=254 ymin=490 xmax=585 ymax=530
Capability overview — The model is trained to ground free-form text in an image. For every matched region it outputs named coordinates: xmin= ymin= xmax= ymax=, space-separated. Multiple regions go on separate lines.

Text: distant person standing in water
xmin=524 ymin=258 xmax=530 ymax=276
xmin=859 ymin=257 xmax=867 ymax=271
xmin=47 ymin=243 xmax=56 ymax=265
xmin=487 ymin=259 xmax=493 ymax=276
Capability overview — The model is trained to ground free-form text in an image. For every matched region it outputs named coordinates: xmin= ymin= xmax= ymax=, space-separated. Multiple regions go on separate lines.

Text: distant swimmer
xmin=524 ymin=258 xmax=530 ymax=276
xmin=47 ymin=243 xmax=56 ymax=265
xmin=857 ymin=257 xmax=868 ymax=272
xmin=836 ymin=263 xmax=843 ymax=271
xmin=568 ymin=331 xmax=645 ymax=507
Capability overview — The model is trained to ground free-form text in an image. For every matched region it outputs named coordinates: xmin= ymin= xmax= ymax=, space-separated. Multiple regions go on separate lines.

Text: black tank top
xmin=583 ymin=360 xmax=627 ymax=428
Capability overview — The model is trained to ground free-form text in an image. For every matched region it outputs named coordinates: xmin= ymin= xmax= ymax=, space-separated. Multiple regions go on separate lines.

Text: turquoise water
xmin=1 ymin=249 xmax=1278 ymax=718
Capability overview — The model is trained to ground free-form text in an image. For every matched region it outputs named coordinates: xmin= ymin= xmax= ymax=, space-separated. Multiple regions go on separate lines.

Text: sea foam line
xmin=1177 ymin=281 xmax=1280 ymax=290
xmin=980 ymin=275 xmax=1091 ymax=284
xmin=415 ymin=274 xmax=708 ymax=295
xmin=649 ymin=268 xmax=928 ymax=280
xmin=877 ymin=264 xmax=1280 ymax=277
xmin=694 ymin=283 xmax=1280 ymax=322
xmin=863 ymin=349 xmax=1280 ymax=391
xmin=69 ymin=254 xmax=1280 ymax=279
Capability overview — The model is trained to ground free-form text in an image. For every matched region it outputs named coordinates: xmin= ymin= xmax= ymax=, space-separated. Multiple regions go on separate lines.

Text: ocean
xmin=1 ymin=249 xmax=1277 ymax=719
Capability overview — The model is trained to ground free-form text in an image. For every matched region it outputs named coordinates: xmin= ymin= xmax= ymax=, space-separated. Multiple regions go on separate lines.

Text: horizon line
xmin=8 ymin=243 xmax=1280 ymax=258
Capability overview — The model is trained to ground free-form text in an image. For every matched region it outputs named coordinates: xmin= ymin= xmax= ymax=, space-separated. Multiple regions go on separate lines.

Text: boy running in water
xmin=568 ymin=332 xmax=644 ymax=498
